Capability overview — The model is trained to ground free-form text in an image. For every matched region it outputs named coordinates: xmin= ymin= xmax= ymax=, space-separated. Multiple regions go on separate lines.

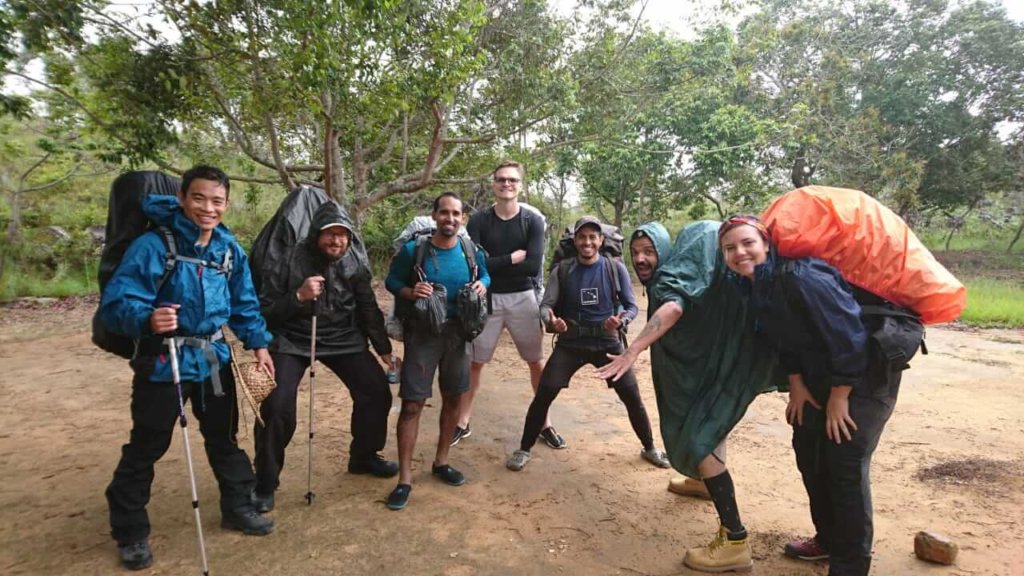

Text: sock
xmin=704 ymin=470 xmax=747 ymax=540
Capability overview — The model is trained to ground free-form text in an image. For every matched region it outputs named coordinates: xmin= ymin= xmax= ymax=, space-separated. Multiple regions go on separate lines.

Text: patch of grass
xmin=960 ymin=278 xmax=1024 ymax=328
xmin=0 ymin=261 xmax=97 ymax=301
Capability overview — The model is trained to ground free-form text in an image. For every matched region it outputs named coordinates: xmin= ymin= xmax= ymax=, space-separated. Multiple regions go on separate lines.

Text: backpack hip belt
xmin=163 ymin=329 xmax=226 ymax=397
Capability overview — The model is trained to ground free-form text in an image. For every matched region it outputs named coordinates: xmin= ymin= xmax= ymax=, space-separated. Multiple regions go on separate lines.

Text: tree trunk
xmin=6 ymin=188 xmax=21 ymax=244
xmin=1008 ymin=215 xmax=1024 ymax=254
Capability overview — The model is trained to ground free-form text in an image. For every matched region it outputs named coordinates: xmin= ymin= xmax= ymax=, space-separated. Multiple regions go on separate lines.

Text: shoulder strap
xmin=412 ymin=235 xmax=431 ymax=282
xmin=156 ymin=226 xmax=177 ymax=294
xmin=458 ymin=235 xmax=478 ymax=281
xmin=605 ymin=257 xmax=622 ymax=308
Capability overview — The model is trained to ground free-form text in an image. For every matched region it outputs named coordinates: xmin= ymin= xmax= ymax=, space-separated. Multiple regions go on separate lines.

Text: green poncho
xmin=638 ymin=221 xmax=781 ymax=478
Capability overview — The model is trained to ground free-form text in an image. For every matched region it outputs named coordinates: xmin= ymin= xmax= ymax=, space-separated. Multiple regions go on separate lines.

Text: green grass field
xmin=960 ymin=278 xmax=1024 ymax=327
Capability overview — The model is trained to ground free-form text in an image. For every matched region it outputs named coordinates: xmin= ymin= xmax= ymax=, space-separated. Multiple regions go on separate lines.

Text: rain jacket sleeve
xmin=99 ymin=232 xmax=166 ymax=338
xmin=227 ymin=243 xmax=272 ymax=350
xmin=787 ymin=260 xmax=867 ymax=388
xmin=352 ymin=268 xmax=392 ymax=356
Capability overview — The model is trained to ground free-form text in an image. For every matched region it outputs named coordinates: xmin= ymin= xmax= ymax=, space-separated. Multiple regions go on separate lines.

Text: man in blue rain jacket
xmin=100 ymin=166 xmax=275 ymax=570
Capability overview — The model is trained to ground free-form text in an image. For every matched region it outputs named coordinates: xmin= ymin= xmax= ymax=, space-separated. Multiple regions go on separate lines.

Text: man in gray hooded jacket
xmin=254 ymin=201 xmax=398 ymax=511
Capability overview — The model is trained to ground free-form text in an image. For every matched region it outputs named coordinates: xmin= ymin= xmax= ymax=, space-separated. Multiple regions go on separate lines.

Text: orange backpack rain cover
xmin=762 ymin=186 xmax=966 ymax=324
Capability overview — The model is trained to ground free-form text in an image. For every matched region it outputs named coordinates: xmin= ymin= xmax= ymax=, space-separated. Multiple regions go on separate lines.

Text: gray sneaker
xmin=641 ymin=447 xmax=671 ymax=469
xmin=506 ymin=449 xmax=531 ymax=471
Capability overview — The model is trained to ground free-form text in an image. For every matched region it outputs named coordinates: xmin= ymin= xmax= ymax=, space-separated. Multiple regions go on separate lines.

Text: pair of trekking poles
xmin=165 ymin=298 xmax=321 ymax=574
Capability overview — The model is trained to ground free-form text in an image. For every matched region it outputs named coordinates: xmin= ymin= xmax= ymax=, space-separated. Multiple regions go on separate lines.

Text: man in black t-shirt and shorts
xmin=455 ymin=161 xmax=564 ymax=449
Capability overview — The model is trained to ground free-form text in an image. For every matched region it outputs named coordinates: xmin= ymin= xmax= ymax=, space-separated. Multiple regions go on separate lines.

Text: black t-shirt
xmin=467 ymin=207 xmax=544 ymax=294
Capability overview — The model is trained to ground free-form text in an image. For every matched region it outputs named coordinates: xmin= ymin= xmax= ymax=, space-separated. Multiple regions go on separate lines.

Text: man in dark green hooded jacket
xmin=254 ymin=201 xmax=398 ymax=512
xmin=598 ymin=221 xmax=780 ymax=573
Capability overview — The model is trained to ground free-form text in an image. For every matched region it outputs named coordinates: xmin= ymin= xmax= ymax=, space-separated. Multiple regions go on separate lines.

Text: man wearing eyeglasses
xmin=454 ymin=161 xmax=563 ymax=449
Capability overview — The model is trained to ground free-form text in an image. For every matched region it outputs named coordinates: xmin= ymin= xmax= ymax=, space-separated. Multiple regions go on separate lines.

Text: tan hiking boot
xmin=683 ymin=526 xmax=753 ymax=573
xmin=668 ymin=476 xmax=711 ymax=500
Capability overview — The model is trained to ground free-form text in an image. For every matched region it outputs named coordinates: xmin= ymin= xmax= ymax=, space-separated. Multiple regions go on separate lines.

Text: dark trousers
xmin=519 ymin=343 xmax=655 ymax=452
xmin=793 ymin=379 xmax=900 ymax=576
xmin=254 ymin=350 xmax=392 ymax=494
xmin=106 ymin=365 xmax=254 ymax=545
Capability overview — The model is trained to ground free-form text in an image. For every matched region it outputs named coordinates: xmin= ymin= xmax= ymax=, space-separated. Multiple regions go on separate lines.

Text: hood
xmin=631 ymin=222 xmax=672 ymax=285
xmin=306 ymin=201 xmax=358 ymax=246
xmin=142 ymin=194 xmax=234 ymax=245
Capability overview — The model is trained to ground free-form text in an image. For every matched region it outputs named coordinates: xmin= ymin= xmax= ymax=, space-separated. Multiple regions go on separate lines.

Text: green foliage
xmin=960 ymin=278 xmax=1024 ymax=327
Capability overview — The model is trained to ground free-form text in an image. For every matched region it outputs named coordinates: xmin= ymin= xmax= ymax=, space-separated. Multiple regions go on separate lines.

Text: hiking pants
xmin=254 ymin=350 xmax=392 ymax=494
xmin=106 ymin=365 xmax=254 ymax=545
xmin=519 ymin=343 xmax=655 ymax=452
xmin=792 ymin=377 xmax=901 ymax=576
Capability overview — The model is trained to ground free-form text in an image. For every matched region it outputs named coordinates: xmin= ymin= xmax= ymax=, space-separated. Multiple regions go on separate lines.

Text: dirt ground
xmin=1 ymin=293 xmax=1022 ymax=576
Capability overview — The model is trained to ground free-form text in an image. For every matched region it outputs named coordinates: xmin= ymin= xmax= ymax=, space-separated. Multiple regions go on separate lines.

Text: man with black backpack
xmin=383 ymin=192 xmax=490 ymax=510
xmin=505 ymin=216 xmax=670 ymax=472
xmin=252 ymin=201 xmax=398 ymax=513
xmin=99 ymin=166 xmax=274 ymax=570
xmin=454 ymin=160 xmax=556 ymax=448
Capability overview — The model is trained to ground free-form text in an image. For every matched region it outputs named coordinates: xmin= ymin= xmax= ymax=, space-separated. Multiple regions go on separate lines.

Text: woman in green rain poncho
xmin=597 ymin=221 xmax=781 ymax=573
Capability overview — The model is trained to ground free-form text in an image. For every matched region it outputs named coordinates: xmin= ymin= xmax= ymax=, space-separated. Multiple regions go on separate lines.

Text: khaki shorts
xmin=471 ymin=289 xmax=544 ymax=364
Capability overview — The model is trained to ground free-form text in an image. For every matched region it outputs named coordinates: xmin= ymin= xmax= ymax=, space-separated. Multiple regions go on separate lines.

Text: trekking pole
xmin=305 ymin=296 xmax=318 ymax=506
xmin=166 ymin=333 xmax=211 ymax=576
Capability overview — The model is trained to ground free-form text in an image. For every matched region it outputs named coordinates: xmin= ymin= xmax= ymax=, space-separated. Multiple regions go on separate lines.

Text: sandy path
xmin=0 ymin=295 xmax=1021 ymax=575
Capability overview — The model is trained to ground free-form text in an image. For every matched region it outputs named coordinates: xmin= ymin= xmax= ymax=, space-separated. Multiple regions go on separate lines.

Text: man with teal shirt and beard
xmin=597 ymin=221 xmax=781 ymax=573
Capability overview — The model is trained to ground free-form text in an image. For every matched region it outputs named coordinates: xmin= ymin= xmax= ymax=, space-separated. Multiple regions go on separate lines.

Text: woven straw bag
xmin=230 ymin=342 xmax=276 ymax=426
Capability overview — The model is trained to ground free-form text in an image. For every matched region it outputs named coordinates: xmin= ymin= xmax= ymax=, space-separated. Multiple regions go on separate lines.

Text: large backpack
xmin=249 ymin=185 xmax=368 ymax=295
xmin=91 ymin=171 xmax=233 ymax=359
xmin=762 ymin=186 xmax=965 ymax=324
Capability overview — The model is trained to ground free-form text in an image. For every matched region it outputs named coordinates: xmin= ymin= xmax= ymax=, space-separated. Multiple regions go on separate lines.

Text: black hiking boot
xmin=221 ymin=506 xmax=274 ymax=535
xmin=117 ymin=539 xmax=153 ymax=571
xmin=348 ymin=454 xmax=399 ymax=478
xmin=251 ymin=491 xmax=275 ymax=514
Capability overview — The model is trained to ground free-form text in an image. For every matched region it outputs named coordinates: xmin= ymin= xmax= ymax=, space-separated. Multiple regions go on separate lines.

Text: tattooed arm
xmin=594 ymin=300 xmax=684 ymax=382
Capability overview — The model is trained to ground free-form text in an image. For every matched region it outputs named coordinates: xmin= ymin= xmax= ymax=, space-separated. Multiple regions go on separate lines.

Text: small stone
xmin=914 ymin=531 xmax=958 ymax=565
xmin=449 ymin=552 xmax=458 ymax=558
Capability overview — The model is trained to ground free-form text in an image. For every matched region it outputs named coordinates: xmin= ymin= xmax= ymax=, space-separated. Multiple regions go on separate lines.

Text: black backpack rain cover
xmin=92 ymin=171 xmax=181 ymax=358
xmin=249 ymin=185 xmax=369 ymax=295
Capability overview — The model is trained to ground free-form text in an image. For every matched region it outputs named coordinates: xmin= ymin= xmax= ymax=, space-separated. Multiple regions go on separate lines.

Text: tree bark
xmin=1008 ymin=215 xmax=1024 ymax=254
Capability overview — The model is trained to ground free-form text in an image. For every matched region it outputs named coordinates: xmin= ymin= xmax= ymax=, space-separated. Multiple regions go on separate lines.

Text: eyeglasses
xmin=493 ymin=177 xmax=521 ymax=185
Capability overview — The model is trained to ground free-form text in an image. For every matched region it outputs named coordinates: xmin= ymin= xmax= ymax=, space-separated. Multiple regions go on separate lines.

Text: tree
xmin=2 ymin=0 xmax=579 ymax=224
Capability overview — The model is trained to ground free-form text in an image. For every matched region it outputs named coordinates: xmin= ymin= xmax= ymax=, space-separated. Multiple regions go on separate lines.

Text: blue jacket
xmin=735 ymin=253 xmax=867 ymax=399
xmin=100 ymin=195 xmax=272 ymax=383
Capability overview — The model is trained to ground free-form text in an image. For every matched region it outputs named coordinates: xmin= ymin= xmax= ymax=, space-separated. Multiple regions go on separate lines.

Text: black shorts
xmin=399 ymin=322 xmax=471 ymax=401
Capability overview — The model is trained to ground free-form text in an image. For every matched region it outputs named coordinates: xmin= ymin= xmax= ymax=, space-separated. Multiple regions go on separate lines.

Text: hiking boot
xmin=683 ymin=526 xmax=753 ymax=573
xmin=539 ymin=426 xmax=566 ymax=449
xmin=386 ymin=483 xmax=412 ymax=511
xmin=431 ymin=463 xmax=466 ymax=486
xmin=251 ymin=491 xmax=275 ymax=513
xmin=668 ymin=476 xmax=711 ymax=500
xmin=641 ymin=447 xmax=671 ymax=469
xmin=348 ymin=454 xmax=400 ymax=478
xmin=783 ymin=537 xmax=829 ymax=561
xmin=117 ymin=540 xmax=153 ymax=571
xmin=221 ymin=507 xmax=274 ymax=536
xmin=506 ymin=449 xmax=532 ymax=471
xmin=450 ymin=424 xmax=472 ymax=447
